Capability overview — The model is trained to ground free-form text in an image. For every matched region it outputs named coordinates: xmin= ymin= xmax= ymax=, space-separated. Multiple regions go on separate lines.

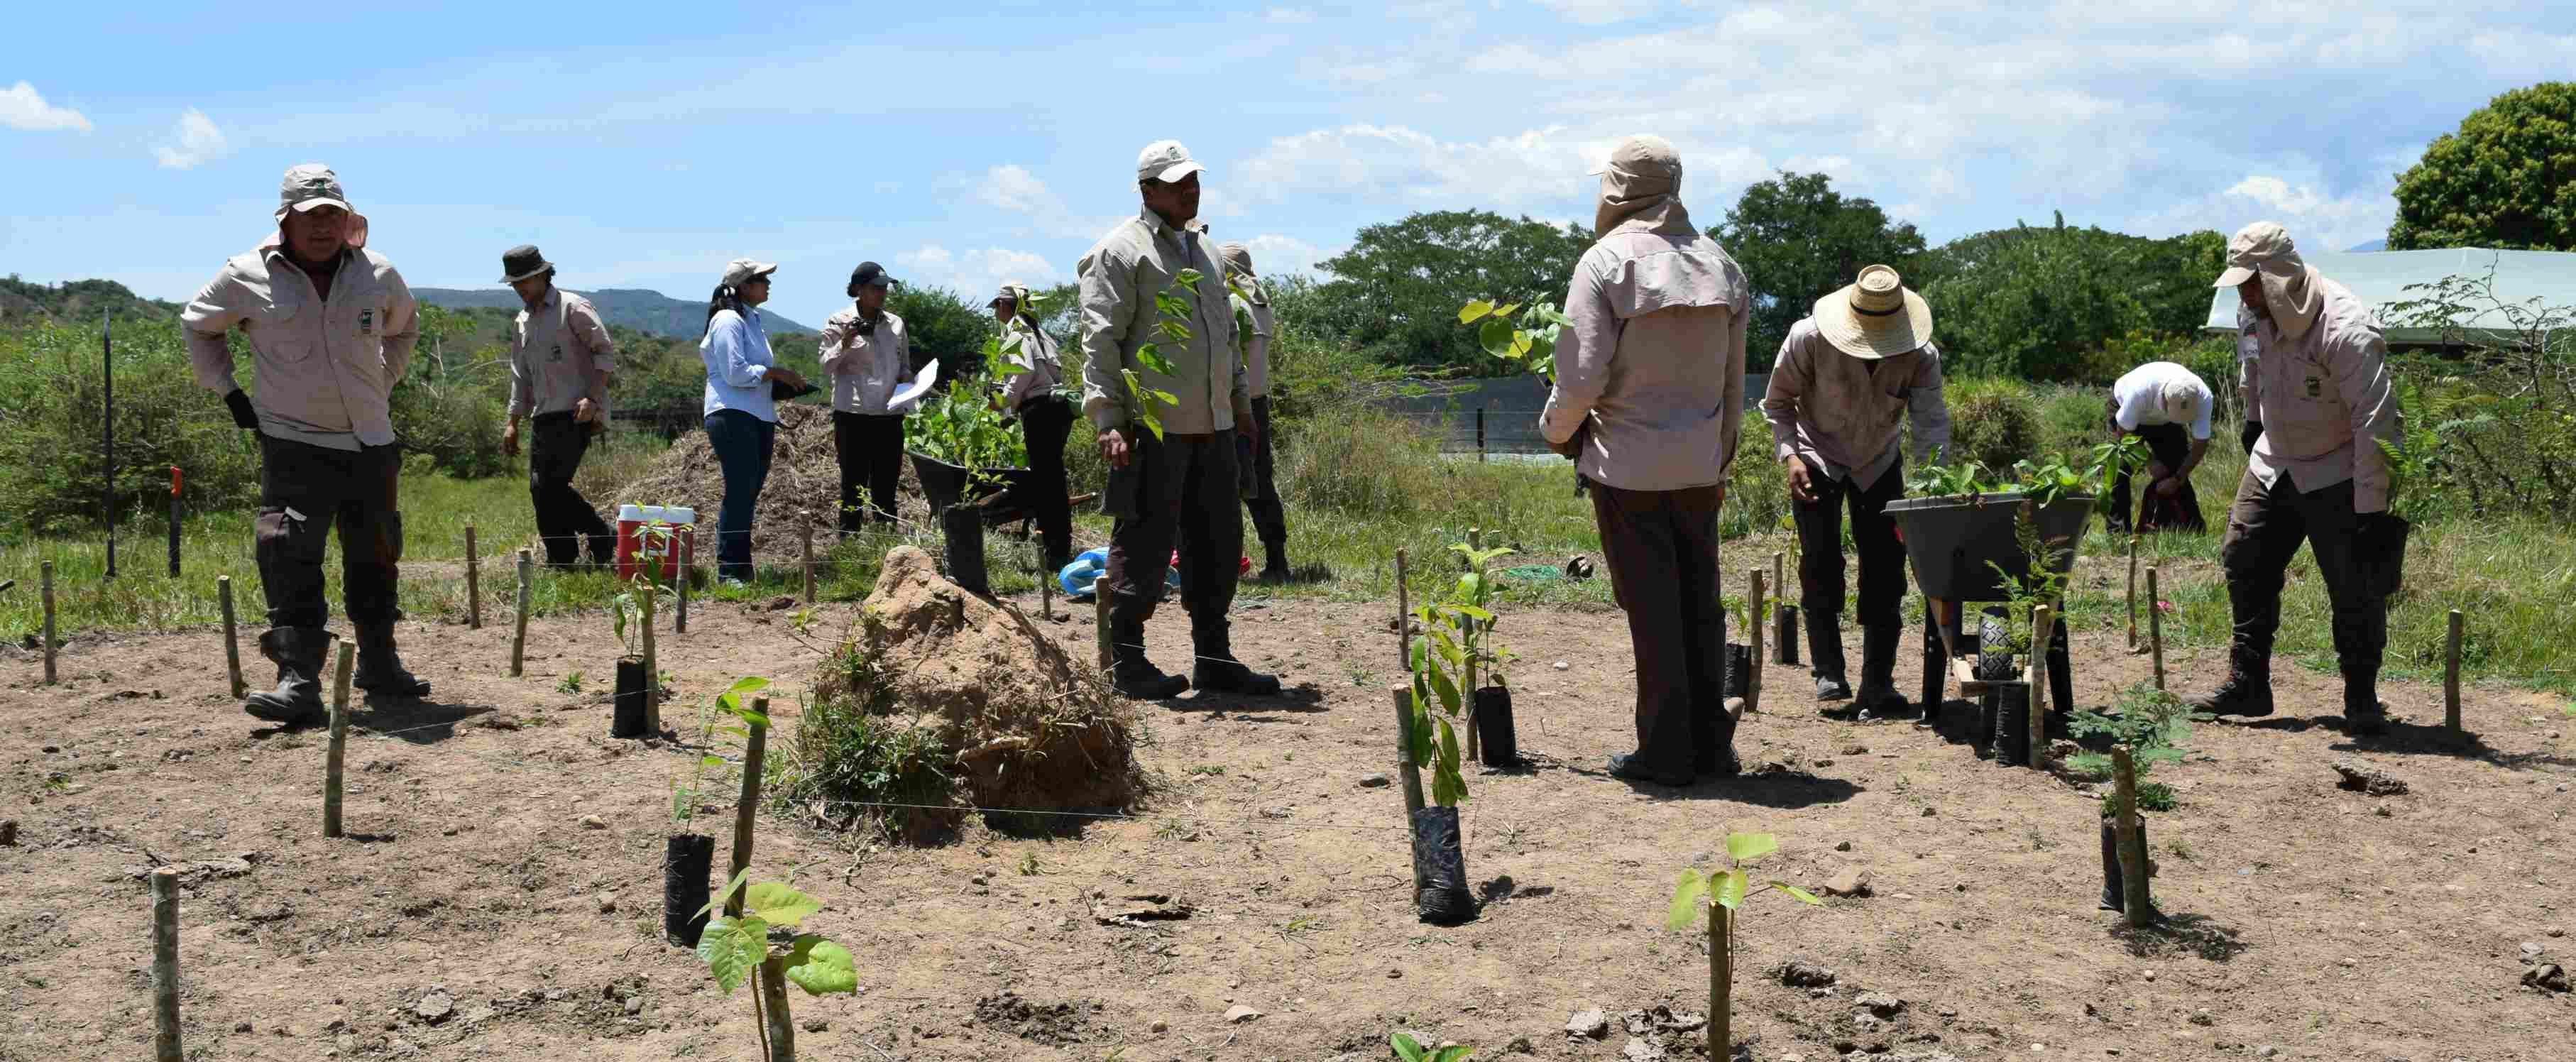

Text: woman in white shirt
xmin=818 ymin=262 xmax=912 ymax=535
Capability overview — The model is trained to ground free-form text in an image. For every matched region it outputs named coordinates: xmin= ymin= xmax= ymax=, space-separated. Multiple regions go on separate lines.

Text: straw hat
xmin=1812 ymin=265 xmax=1932 ymax=359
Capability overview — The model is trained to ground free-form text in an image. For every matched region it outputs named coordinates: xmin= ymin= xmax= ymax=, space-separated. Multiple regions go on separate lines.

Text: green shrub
xmin=780 ymin=631 xmax=957 ymax=842
xmin=1277 ymin=405 xmax=1444 ymax=518
xmin=2034 ymin=384 xmax=2107 ymax=459
xmin=0 ymin=319 xmax=264 ymax=535
xmin=1722 ymin=417 xmax=1790 ymax=539
xmin=1945 ymin=377 xmax=2042 ymax=471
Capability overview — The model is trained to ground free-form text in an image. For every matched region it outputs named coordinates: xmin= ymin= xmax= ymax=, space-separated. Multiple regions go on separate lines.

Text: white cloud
xmin=1241 ymin=124 xmax=1598 ymax=206
xmin=0 ymin=81 xmax=91 ymax=132
xmin=153 ymin=109 xmax=229 ymax=170
xmin=972 ymin=164 xmax=1120 ymax=240
xmin=1536 ymin=0 xmax=1660 ymax=25
xmin=1266 ymin=7 xmax=1315 ymax=23
xmin=896 ymin=244 xmax=1063 ymax=298
xmin=1239 ymin=234 xmax=1338 ymax=279
xmin=2130 ymin=171 xmax=2399 ymax=253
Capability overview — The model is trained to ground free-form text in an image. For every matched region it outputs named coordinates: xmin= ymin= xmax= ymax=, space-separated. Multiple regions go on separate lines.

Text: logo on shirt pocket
xmin=359 ymin=310 xmax=375 ymax=336
xmin=2303 ymin=375 xmax=2321 ymax=398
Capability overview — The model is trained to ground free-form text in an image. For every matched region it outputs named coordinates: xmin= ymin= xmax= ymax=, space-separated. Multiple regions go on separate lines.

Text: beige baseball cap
xmin=1586 ymin=134 xmax=1682 ymax=180
xmin=275 ymin=163 xmax=352 ymax=220
xmin=1136 ymin=140 xmax=1205 ymax=183
xmin=720 ymin=258 xmax=778 ymax=288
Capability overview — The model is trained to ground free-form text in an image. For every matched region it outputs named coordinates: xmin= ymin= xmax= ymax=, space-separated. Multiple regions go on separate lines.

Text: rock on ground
xmin=2333 ymin=760 xmax=2409 ymax=796
xmin=1565 ymin=1007 xmax=1610 ymax=1039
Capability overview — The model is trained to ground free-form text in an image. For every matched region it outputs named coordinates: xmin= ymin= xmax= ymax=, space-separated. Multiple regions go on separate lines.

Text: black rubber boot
xmin=1108 ymin=613 xmax=1188 ymax=699
xmin=1853 ymin=622 xmax=1907 ymax=718
xmin=1190 ymin=618 xmax=1283 ymax=696
xmin=244 ymin=628 xmax=331 ymax=728
xmin=353 ymin=624 xmax=431 ymax=697
xmin=2342 ymin=667 xmax=2388 ymax=735
xmin=1809 ymin=613 xmax=1851 ymax=701
xmin=2188 ymin=654 xmax=2274 ymax=718
xmin=1259 ymin=542 xmax=1292 ymax=584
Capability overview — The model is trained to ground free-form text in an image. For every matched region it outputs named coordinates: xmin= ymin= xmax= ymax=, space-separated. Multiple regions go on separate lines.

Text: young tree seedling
xmin=1667 ymin=833 xmax=1824 ymax=1060
xmin=1389 ymin=1031 xmax=1474 ymax=1061
xmin=694 ymin=868 xmax=860 ymax=1061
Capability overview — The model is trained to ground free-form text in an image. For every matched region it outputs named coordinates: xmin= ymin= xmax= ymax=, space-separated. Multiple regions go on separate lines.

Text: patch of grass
xmin=1185 ymin=764 xmax=1225 ymax=777
xmin=556 ymin=670 xmax=586 ymax=694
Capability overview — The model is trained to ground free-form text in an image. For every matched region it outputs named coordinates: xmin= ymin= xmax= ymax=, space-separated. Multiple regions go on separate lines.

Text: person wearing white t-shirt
xmin=2105 ymin=361 xmax=2213 ymax=533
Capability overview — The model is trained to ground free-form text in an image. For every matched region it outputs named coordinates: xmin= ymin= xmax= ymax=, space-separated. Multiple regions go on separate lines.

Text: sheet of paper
xmin=889 ymin=360 xmax=938 ymax=412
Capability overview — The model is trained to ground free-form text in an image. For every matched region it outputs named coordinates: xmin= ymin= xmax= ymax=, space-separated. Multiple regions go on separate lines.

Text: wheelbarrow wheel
xmin=1975 ymin=612 xmax=2017 ymax=681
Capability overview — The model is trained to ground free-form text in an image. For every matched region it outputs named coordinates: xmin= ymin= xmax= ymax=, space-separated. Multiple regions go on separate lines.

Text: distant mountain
xmin=412 ymin=287 xmax=814 ymax=337
xmin=1 ymin=276 xmax=180 ymax=324
xmin=2347 ymin=238 xmax=2389 ymax=252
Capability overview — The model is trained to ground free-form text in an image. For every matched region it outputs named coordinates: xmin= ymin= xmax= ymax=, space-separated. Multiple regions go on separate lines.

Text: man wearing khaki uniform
xmin=497 ymin=244 xmax=619 ymax=568
xmin=182 ymin=164 xmax=429 ymax=726
xmin=1763 ymin=266 xmax=1951 ymax=718
xmin=1218 ymin=241 xmax=1292 ymax=581
xmin=1079 ymin=140 xmax=1278 ymax=700
xmin=2191 ymin=222 xmax=2403 ymax=733
xmin=1540 ymin=136 xmax=1750 ymax=787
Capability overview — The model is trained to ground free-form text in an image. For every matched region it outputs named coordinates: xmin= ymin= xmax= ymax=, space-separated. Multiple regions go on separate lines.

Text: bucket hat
xmin=1812 ymin=265 xmax=1933 ymax=359
xmin=498 ymin=244 xmax=554 ymax=284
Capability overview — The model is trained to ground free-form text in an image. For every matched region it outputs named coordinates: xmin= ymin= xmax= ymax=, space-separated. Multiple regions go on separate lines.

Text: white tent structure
xmin=2202 ymin=247 xmax=2576 ymax=346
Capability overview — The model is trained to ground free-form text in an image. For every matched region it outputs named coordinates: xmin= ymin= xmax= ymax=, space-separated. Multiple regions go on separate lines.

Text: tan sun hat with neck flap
xmin=1812 ymin=265 xmax=1932 ymax=359
xmin=2213 ymin=221 xmax=2322 ymax=339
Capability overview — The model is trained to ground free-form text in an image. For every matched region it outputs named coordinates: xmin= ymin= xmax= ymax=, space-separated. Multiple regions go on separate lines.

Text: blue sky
xmin=6 ymin=1 xmax=2572 ymax=329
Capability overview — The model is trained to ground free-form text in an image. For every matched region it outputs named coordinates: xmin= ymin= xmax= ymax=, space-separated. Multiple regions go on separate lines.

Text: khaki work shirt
xmin=2240 ymin=275 xmax=2399 ymax=512
xmin=1538 ymin=224 xmax=1750 ymax=492
xmin=1230 ymin=290 xmax=1274 ymax=399
xmin=818 ymin=307 xmax=915 ymax=415
xmin=508 ymin=287 xmax=616 ymax=418
xmin=183 ymin=245 xmax=419 ymax=450
xmin=1762 ymin=319 xmax=1950 ymax=490
xmin=1076 ymin=210 xmax=1248 ymax=436
xmin=999 ymin=327 xmax=1063 ymax=412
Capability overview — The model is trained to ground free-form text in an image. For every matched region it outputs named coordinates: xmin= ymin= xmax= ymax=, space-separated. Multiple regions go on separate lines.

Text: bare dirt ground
xmin=4 ymin=581 xmax=2572 ymax=1062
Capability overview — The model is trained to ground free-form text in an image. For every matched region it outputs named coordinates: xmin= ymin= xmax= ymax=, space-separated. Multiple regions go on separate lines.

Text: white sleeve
xmin=2112 ymin=374 xmax=2150 ymax=432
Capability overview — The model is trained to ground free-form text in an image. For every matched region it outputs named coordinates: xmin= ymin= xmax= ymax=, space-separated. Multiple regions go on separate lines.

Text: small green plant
xmin=2071 ymin=682 xmax=2207 ymax=816
xmin=556 ymin=670 xmax=586 ymax=695
xmin=694 ymin=870 xmax=859 ymax=1058
xmin=1186 ymin=764 xmax=1226 ymax=777
xmin=672 ymin=677 xmax=772 ymax=826
xmin=1719 ymin=592 xmax=1775 ymax=639
xmin=1668 ymin=833 xmax=1824 ymax=1060
xmin=1406 ymin=534 xmax=1518 ymax=805
xmin=1987 ymin=502 xmax=2078 ymax=655
xmin=1456 ymin=298 xmax=1572 ymax=381
xmin=1906 ymin=437 xmax=2146 ymax=504
xmin=1390 ymin=1031 xmax=1474 ymax=1062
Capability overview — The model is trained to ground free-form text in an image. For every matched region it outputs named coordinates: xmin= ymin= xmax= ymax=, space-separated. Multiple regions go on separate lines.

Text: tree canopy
xmin=1709 ymin=171 xmax=1926 ymax=363
xmin=2388 ymin=82 xmax=2576 ymax=251
xmin=1304 ymin=209 xmax=1590 ymax=374
xmin=1916 ymin=213 xmax=2224 ymax=381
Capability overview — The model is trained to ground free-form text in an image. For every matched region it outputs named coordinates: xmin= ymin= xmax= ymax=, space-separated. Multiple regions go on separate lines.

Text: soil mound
xmin=606 ymin=403 xmax=936 ymax=561
xmin=799 ymin=546 xmax=1142 ymax=843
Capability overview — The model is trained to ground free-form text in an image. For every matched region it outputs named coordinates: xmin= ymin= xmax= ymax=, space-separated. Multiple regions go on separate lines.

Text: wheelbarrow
xmin=1886 ymin=491 xmax=2093 ymax=726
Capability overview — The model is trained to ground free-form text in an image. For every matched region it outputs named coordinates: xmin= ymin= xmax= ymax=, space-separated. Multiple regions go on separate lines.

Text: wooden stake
xmin=1747 ymin=570 xmax=1766 ymax=716
xmin=1038 ymin=554 xmax=1053 ymax=623
xmin=40 ymin=560 xmax=56 ymax=686
xmin=2124 ymin=537 xmax=2139 ymax=651
xmin=218 ymin=575 xmax=244 ymax=699
xmin=1394 ymin=548 xmax=1411 ymax=674
xmin=676 ymin=537 xmax=691 ymax=635
xmin=1707 ymin=901 xmax=1733 ymax=1062
xmin=510 ymin=549 xmax=532 ymax=677
xmin=1093 ymin=581 xmax=1112 ymax=670
xmin=724 ymin=699 xmax=769 ymax=919
xmin=465 ymin=524 xmax=481 ymax=630
xmin=2029 ymin=603 xmax=2053 ymax=770
xmin=150 ymin=866 xmax=182 ymax=1062
xmin=1391 ymin=684 xmax=1426 ymax=816
xmin=757 ymin=955 xmax=796 ymax=1061
xmin=1772 ymin=551 xmax=1791 ymax=664
xmin=324 ymin=638 xmax=353 ymax=839
xmin=2445 ymin=609 xmax=2464 ymax=734
xmin=2112 ymin=748 xmax=2152 ymax=928
xmin=2147 ymin=567 xmax=2165 ymax=691
xmin=640 ymin=579 xmax=660 ymax=735
xmin=801 ymin=511 xmax=816 ymax=605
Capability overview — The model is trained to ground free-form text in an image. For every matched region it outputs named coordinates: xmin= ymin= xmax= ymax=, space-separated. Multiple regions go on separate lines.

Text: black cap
xmin=850 ymin=261 xmax=898 ymax=289
xmin=498 ymin=244 xmax=554 ymax=284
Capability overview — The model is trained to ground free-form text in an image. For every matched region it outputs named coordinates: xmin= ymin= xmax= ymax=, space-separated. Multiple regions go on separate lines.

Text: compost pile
xmin=606 ymin=403 xmax=937 ymax=559
xmin=801 ymin=546 xmax=1142 ymax=842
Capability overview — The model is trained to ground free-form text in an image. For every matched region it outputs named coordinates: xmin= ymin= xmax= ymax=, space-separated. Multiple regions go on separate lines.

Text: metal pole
xmin=40 ymin=561 xmax=57 ymax=685
xmin=218 ymin=576 xmax=245 ymax=698
xmin=2445 ymin=610 xmax=2465 ymax=735
xmin=168 ymin=466 xmax=181 ymax=578
xmin=104 ymin=309 xmax=116 ymax=579
xmin=2147 ymin=567 xmax=2166 ymax=692
xmin=1475 ymin=407 xmax=1486 ymax=463
xmin=1746 ymin=570 xmax=1766 ymax=716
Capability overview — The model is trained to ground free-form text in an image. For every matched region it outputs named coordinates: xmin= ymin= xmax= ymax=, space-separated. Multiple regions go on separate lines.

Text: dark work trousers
xmin=832 ymin=411 xmax=905 ymax=533
xmin=1791 ymin=456 xmax=1908 ymax=630
xmin=1105 ymin=429 xmax=1243 ymax=635
xmin=255 ymin=435 xmax=402 ymax=632
xmin=1244 ymin=396 xmax=1288 ymax=550
xmin=2218 ymin=472 xmax=2386 ymax=677
xmin=1590 ymin=483 xmax=1731 ymax=778
xmin=1017 ymin=394 xmax=1076 ymax=566
xmin=705 ymin=410 xmax=776 ymax=581
xmin=2108 ymin=422 xmax=2206 ymax=533
xmin=528 ymin=412 xmax=615 ymax=566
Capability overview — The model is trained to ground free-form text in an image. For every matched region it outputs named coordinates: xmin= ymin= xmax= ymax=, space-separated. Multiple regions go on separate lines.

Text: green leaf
xmin=1432 ymin=1047 xmax=1476 ymax=1062
xmin=735 ymin=709 xmax=773 ymax=730
xmin=1667 ymin=870 xmax=1709 ymax=930
xmin=1134 ymin=344 xmax=1177 ymax=376
xmin=745 ymin=882 xmax=822 ymax=926
xmin=698 ymin=867 xmax=756 ymax=920
xmin=1391 ymin=1031 xmax=1428 ymax=1062
xmin=1714 ymin=868 xmax=1748 ymax=910
xmin=1457 ymin=300 xmax=1493 ymax=325
xmin=694 ymin=917 xmax=764 ymax=995
xmin=701 ymin=755 xmax=725 ymax=768
xmin=1491 ymin=302 xmax=1521 ymax=319
xmin=728 ymin=677 xmax=771 ymax=695
xmin=1778 ymin=882 xmax=1824 ymax=906
xmin=782 ymin=935 xmax=859 ymax=996
xmin=1725 ymin=832 xmax=1777 ymax=864
xmin=1425 ymin=657 xmax=1463 ymax=717
xmin=1478 ymin=318 xmax=1516 ymax=358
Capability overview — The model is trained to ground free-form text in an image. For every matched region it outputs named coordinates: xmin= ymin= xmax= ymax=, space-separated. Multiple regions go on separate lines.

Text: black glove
xmin=224 ymin=389 xmax=258 ymax=430
xmin=2240 ymin=419 xmax=2262 ymax=454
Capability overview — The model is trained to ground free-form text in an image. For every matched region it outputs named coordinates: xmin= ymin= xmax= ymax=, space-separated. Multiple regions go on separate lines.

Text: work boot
xmin=1608 ymin=752 xmax=1692 ymax=788
xmin=1259 ymin=542 xmax=1293 ymax=584
xmin=2188 ymin=654 xmax=2274 ymax=718
xmin=2342 ymin=668 xmax=2389 ymax=736
xmin=244 ymin=628 xmax=331 ymax=728
xmin=1694 ymin=713 xmax=1741 ymax=777
xmin=1107 ymin=613 xmax=1188 ymax=700
xmin=1852 ymin=622 xmax=1909 ymax=718
xmin=1190 ymin=618 xmax=1283 ymax=696
xmin=1808 ymin=614 xmax=1852 ymax=701
xmin=353 ymin=624 xmax=431 ymax=697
